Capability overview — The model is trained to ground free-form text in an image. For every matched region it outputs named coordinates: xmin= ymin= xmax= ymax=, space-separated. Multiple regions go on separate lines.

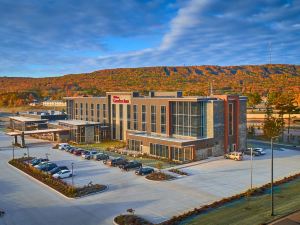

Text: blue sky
xmin=0 ymin=0 xmax=299 ymax=77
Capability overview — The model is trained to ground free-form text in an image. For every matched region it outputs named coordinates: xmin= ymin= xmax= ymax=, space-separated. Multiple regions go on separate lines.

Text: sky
xmin=0 ymin=0 xmax=299 ymax=77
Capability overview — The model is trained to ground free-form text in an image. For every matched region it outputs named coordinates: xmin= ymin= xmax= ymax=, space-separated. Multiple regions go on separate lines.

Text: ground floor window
xmin=128 ymin=139 xmax=142 ymax=151
xmin=170 ymin=146 xmax=192 ymax=161
xmin=150 ymin=143 xmax=169 ymax=158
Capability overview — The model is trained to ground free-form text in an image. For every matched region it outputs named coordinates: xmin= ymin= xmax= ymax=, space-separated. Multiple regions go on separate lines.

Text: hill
xmin=0 ymin=64 xmax=299 ymax=107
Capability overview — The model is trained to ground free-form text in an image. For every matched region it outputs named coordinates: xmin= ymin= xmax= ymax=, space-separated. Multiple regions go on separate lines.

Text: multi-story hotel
xmin=65 ymin=91 xmax=247 ymax=162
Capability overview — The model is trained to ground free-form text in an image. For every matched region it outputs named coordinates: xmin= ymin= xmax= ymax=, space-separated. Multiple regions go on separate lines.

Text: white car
xmin=253 ymin=148 xmax=266 ymax=155
xmin=58 ymin=143 xmax=70 ymax=150
xmin=53 ymin=170 xmax=72 ymax=179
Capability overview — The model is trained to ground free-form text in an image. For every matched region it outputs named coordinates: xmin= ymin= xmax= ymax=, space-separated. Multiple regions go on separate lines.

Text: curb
xmin=8 ymin=162 xmax=108 ymax=200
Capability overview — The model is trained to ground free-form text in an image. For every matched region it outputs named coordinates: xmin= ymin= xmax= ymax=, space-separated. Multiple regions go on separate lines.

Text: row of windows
xmin=75 ymin=103 xmax=107 ymax=122
xmin=128 ymin=139 xmax=142 ymax=151
xmin=150 ymin=143 xmax=169 ymax=158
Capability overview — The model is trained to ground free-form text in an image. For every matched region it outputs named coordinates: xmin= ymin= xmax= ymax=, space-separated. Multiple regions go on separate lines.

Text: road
xmin=0 ymin=132 xmax=300 ymax=225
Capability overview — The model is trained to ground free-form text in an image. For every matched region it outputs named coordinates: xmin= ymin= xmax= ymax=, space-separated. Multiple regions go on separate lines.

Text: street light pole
xmin=71 ymin=162 xmax=74 ymax=186
xmin=271 ymin=137 xmax=274 ymax=216
xmin=250 ymin=147 xmax=253 ymax=190
xmin=27 ymin=147 xmax=30 ymax=159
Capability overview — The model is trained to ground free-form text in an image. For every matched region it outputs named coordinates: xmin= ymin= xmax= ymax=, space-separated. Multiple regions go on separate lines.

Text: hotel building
xmin=65 ymin=91 xmax=247 ymax=162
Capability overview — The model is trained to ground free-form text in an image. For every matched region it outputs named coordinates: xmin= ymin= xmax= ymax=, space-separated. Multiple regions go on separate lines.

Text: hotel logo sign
xmin=112 ymin=95 xmax=131 ymax=104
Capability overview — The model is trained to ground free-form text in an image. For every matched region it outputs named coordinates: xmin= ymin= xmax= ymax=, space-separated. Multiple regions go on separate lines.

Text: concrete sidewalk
xmin=269 ymin=210 xmax=300 ymax=225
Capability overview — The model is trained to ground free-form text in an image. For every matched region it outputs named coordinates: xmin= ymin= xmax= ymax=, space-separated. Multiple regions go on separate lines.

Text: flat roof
xmin=9 ymin=116 xmax=47 ymax=122
xmin=6 ymin=128 xmax=69 ymax=136
xmin=58 ymin=120 xmax=101 ymax=126
xmin=128 ymin=132 xmax=209 ymax=143
xmin=64 ymin=96 xmax=105 ymax=100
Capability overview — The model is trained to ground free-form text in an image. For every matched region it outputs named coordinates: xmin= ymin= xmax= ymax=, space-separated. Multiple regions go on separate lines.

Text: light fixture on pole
xmin=71 ymin=162 xmax=74 ymax=186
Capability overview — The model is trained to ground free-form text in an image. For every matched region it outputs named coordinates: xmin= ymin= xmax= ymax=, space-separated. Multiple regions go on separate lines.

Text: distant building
xmin=42 ymin=100 xmax=66 ymax=107
xmin=29 ymin=99 xmax=39 ymax=106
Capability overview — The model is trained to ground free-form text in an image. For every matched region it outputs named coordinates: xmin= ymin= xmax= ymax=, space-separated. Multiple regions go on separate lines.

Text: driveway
xmin=1 ymin=132 xmax=300 ymax=225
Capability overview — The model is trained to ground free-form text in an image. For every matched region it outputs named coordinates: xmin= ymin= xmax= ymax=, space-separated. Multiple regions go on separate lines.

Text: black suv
xmin=119 ymin=161 xmax=142 ymax=171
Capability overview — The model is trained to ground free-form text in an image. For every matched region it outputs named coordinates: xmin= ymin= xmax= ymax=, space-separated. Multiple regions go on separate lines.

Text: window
xmin=75 ymin=103 xmax=78 ymax=119
xmin=80 ymin=103 xmax=83 ymax=120
xmin=96 ymin=104 xmax=100 ymax=122
xmin=127 ymin=105 xmax=131 ymax=129
xmin=85 ymin=103 xmax=88 ymax=121
xmin=91 ymin=103 xmax=94 ymax=117
xmin=161 ymin=106 xmax=166 ymax=134
xmin=119 ymin=105 xmax=123 ymax=140
xmin=112 ymin=104 xmax=116 ymax=119
xmin=229 ymin=103 xmax=234 ymax=136
xmin=170 ymin=147 xmax=192 ymax=161
xmin=103 ymin=104 xmax=106 ymax=124
xmin=133 ymin=105 xmax=138 ymax=130
xmin=151 ymin=105 xmax=156 ymax=132
xmin=128 ymin=140 xmax=142 ymax=151
xmin=142 ymin=105 xmax=146 ymax=131
xmin=150 ymin=143 xmax=169 ymax=158
xmin=171 ymin=101 xmax=207 ymax=137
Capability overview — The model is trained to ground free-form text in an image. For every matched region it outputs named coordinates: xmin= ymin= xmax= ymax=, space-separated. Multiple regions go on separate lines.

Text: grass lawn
xmin=75 ymin=141 xmax=177 ymax=169
xmin=182 ymin=178 xmax=300 ymax=225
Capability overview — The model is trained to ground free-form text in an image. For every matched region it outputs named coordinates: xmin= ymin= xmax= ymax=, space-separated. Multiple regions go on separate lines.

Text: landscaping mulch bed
xmin=9 ymin=158 xmax=106 ymax=198
xmin=114 ymin=214 xmax=152 ymax=225
xmin=168 ymin=169 xmax=188 ymax=176
xmin=145 ymin=172 xmax=175 ymax=181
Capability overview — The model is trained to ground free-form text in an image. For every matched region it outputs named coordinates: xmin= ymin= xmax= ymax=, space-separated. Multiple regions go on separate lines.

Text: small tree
xmin=247 ymin=92 xmax=262 ymax=111
xmin=126 ymin=208 xmax=135 ymax=215
xmin=156 ymin=162 xmax=163 ymax=172
xmin=263 ymin=103 xmax=283 ymax=139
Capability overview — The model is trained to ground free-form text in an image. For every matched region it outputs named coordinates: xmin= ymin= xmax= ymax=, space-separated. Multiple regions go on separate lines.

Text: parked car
xmin=93 ymin=153 xmax=109 ymax=161
xmin=66 ymin=147 xmax=76 ymax=153
xmin=30 ymin=158 xmax=49 ymax=166
xmin=73 ymin=149 xmax=85 ymax=156
xmin=253 ymin=148 xmax=266 ymax=155
xmin=119 ymin=161 xmax=142 ymax=171
xmin=224 ymin=151 xmax=243 ymax=161
xmin=244 ymin=148 xmax=261 ymax=156
xmin=82 ymin=150 xmax=98 ymax=160
xmin=104 ymin=157 xmax=127 ymax=167
xmin=35 ymin=162 xmax=57 ymax=171
xmin=49 ymin=166 xmax=69 ymax=175
xmin=135 ymin=167 xmax=155 ymax=176
xmin=53 ymin=170 xmax=72 ymax=179
xmin=244 ymin=148 xmax=266 ymax=156
xmin=58 ymin=143 xmax=70 ymax=150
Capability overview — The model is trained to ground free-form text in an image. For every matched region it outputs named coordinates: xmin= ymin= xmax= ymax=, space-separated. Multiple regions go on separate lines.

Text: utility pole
xmin=269 ymin=42 xmax=272 ymax=65
xmin=270 ymin=136 xmax=279 ymax=216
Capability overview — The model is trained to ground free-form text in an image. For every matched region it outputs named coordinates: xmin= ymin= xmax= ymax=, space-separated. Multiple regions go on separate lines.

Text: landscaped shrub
xmin=114 ymin=215 xmax=152 ymax=225
xmin=169 ymin=169 xmax=188 ymax=176
xmin=159 ymin=172 xmax=300 ymax=225
xmin=145 ymin=172 xmax=175 ymax=181
xmin=9 ymin=158 xmax=106 ymax=198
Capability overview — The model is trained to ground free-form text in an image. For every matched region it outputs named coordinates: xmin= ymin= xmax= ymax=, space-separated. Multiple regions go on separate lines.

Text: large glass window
xmin=75 ymin=103 xmax=78 ymax=119
xmin=80 ymin=103 xmax=83 ymax=120
xmin=112 ymin=104 xmax=116 ymax=119
xmin=128 ymin=140 xmax=142 ymax=151
xmin=127 ymin=105 xmax=131 ymax=129
xmin=229 ymin=103 xmax=234 ymax=136
xmin=151 ymin=105 xmax=156 ymax=132
xmin=150 ymin=143 xmax=169 ymax=158
xmin=161 ymin=106 xmax=166 ymax=134
xmin=133 ymin=105 xmax=138 ymax=130
xmin=171 ymin=101 xmax=206 ymax=137
xmin=142 ymin=105 xmax=146 ymax=131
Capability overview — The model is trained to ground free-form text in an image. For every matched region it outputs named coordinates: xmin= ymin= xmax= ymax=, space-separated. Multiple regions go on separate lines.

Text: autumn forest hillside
xmin=0 ymin=64 xmax=299 ymax=107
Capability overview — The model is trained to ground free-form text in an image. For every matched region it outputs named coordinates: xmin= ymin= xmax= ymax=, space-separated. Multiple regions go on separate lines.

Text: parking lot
xmin=1 ymin=131 xmax=300 ymax=225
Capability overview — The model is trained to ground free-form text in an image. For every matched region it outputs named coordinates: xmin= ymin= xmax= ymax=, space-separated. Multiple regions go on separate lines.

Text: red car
xmin=73 ymin=149 xmax=85 ymax=156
